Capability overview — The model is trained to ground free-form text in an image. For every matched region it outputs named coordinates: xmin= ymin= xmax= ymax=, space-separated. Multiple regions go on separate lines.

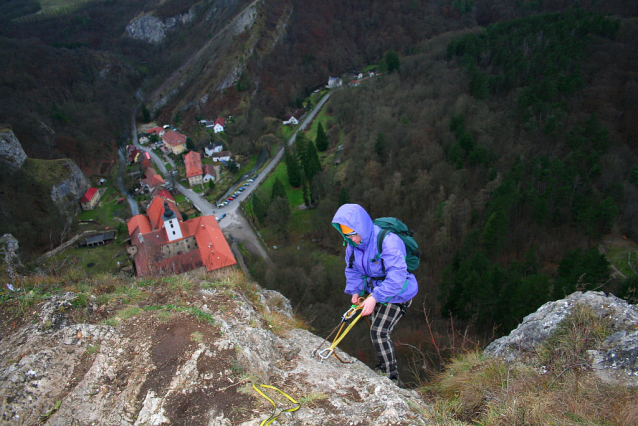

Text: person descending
xmin=332 ymin=204 xmax=418 ymax=387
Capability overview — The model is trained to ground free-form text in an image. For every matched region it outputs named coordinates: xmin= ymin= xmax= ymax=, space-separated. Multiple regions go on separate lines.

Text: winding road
xmin=129 ymin=91 xmax=333 ymax=260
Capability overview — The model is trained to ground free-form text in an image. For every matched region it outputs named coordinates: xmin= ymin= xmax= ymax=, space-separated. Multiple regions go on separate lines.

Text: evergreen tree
xmin=630 ymin=165 xmax=638 ymax=185
xmin=271 ymin=177 xmax=287 ymax=202
xmin=385 ymin=49 xmax=400 ymax=73
xmin=315 ymin=123 xmax=329 ymax=151
xmin=305 ymin=141 xmax=322 ymax=183
xmin=208 ymin=179 xmax=215 ymax=190
xmin=141 ymin=104 xmax=151 ymax=123
xmin=374 ymin=132 xmax=385 ymax=162
xmin=285 ymin=149 xmax=302 ymax=187
xmin=186 ymin=137 xmax=195 ymax=150
xmin=252 ymin=193 xmax=267 ymax=225
xmin=302 ymin=181 xmax=310 ymax=207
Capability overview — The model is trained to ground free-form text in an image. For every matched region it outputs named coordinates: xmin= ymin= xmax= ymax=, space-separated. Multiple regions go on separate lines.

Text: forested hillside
xmin=247 ymin=9 xmax=638 ymax=380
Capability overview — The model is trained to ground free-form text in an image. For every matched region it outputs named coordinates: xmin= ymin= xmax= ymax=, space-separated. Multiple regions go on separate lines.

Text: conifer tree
xmin=305 ymin=141 xmax=322 ymax=183
xmin=252 ymin=193 xmax=267 ymax=225
xmin=315 ymin=123 xmax=328 ymax=152
xmin=271 ymin=177 xmax=287 ymax=202
xmin=285 ymin=148 xmax=302 ymax=187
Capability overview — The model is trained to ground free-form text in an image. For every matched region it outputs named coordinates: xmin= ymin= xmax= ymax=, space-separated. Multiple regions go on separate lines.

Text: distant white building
xmin=212 ymin=151 xmax=232 ymax=162
xmin=205 ymin=142 xmax=224 ymax=157
xmin=328 ymin=76 xmax=343 ymax=88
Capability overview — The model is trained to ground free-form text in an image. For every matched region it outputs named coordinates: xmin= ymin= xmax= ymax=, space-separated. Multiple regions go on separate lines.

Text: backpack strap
xmin=376 ymin=229 xmax=390 ymax=276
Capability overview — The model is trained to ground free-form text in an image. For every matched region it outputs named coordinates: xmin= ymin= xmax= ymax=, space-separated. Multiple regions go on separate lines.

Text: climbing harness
xmin=312 ymin=296 xmax=371 ymax=363
xmin=252 ymin=384 xmax=300 ymax=426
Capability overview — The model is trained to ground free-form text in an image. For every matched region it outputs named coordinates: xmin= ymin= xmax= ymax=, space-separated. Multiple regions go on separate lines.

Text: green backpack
xmin=348 ymin=217 xmax=421 ymax=275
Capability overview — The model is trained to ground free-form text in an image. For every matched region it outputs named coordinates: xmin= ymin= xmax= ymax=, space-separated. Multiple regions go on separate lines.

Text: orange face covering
xmin=340 ymin=224 xmax=356 ymax=235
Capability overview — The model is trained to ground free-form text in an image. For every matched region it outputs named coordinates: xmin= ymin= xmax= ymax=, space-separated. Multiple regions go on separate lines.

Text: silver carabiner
xmin=317 ymin=347 xmax=334 ymax=361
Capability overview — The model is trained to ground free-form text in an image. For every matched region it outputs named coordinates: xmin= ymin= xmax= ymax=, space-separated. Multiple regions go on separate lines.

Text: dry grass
xmin=425 ymin=304 xmax=638 ymax=425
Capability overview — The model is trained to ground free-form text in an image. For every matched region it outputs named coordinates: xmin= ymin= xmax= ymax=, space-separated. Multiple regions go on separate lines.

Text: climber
xmin=332 ymin=204 xmax=418 ymax=388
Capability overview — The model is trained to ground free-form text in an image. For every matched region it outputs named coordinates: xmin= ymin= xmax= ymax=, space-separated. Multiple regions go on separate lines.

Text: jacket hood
xmin=332 ymin=204 xmax=374 ymax=248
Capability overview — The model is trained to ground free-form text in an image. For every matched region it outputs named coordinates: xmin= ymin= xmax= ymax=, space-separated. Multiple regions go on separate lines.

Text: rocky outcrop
xmin=50 ymin=159 xmax=90 ymax=217
xmin=125 ymin=7 xmax=197 ymax=44
xmin=485 ymin=291 xmax=638 ymax=387
xmin=0 ymin=234 xmax=22 ymax=280
xmin=0 ymin=278 xmax=431 ymax=425
xmin=0 ymin=127 xmax=27 ymax=173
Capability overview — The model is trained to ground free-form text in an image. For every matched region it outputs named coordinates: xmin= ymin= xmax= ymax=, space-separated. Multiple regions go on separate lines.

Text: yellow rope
xmin=252 ymin=384 xmax=300 ymax=426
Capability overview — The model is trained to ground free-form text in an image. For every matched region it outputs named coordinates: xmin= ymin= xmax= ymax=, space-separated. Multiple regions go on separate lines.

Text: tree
xmin=208 ymin=179 xmax=215 ymax=190
xmin=267 ymin=196 xmax=291 ymax=240
xmin=141 ymin=104 xmax=151 ymax=123
xmin=374 ymin=132 xmax=385 ymax=162
xmin=285 ymin=148 xmax=302 ymax=187
xmin=186 ymin=137 xmax=195 ymax=150
xmin=315 ymin=122 xmax=328 ymax=151
xmin=385 ymin=49 xmax=400 ymax=73
xmin=252 ymin=193 xmax=267 ymax=225
xmin=271 ymin=177 xmax=287 ymax=202
xmin=305 ymin=141 xmax=322 ymax=183
xmin=173 ymin=113 xmax=182 ymax=127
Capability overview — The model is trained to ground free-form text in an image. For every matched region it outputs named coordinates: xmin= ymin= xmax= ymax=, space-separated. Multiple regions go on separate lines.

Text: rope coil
xmin=252 ymin=384 xmax=300 ymax=426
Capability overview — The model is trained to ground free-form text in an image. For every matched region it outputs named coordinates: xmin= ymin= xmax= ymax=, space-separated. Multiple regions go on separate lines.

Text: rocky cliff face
xmin=0 ymin=127 xmax=27 ymax=173
xmin=485 ymin=291 xmax=638 ymax=387
xmin=50 ymin=159 xmax=90 ymax=218
xmin=0 ymin=274 xmax=430 ymax=425
xmin=125 ymin=8 xmax=197 ymax=45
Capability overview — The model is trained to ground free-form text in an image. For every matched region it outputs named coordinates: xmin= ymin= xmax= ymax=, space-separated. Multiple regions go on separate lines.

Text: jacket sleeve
xmin=344 ymin=246 xmax=365 ymax=295
xmin=371 ymin=234 xmax=409 ymax=303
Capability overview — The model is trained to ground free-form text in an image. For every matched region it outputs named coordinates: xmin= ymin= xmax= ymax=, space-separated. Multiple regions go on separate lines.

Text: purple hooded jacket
xmin=332 ymin=204 xmax=418 ymax=304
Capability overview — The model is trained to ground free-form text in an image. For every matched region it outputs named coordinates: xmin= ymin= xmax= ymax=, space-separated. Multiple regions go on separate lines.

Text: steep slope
xmin=0 ymin=269 xmax=431 ymax=425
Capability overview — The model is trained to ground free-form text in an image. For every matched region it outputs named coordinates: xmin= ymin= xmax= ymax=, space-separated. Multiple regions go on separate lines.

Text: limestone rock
xmin=50 ymin=159 xmax=90 ymax=217
xmin=485 ymin=291 xmax=638 ymax=387
xmin=0 ymin=284 xmax=432 ymax=425
xmin=125 ymin=8 xmax=197 ymax=44
xmin=0 ymin=127 xmax=27 ymax=173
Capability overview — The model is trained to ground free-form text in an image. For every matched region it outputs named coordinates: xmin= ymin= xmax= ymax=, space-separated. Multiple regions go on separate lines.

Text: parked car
xmin=227 ymin=197 xmax=234 ymax=201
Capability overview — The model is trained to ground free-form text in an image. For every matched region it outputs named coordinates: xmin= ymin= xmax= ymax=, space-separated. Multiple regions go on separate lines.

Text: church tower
xmin=162 ymin=201 xmax=183 ymax=242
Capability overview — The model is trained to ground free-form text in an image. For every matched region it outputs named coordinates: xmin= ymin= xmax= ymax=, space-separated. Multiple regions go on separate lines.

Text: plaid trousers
xmin=370 ymin=300 xmax=410 ymax=378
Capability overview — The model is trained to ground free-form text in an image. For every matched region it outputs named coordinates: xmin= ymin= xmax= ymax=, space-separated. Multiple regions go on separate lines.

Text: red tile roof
xmin=204 ymin=164 xmax=216 ymax=176
xmin=127 ymin=214 xmax=152 ymax=236
xmin=81 ymin=188 xmax=98 ymax=203
xmin=129 ymin=215 xmax=236 ymax=277
xmin=184 ymin=151 xmax=203 ymax=178
xmin=215 ymin=118 xmax=226 ymax=127
xmin=147 ymin=127 xmax=164 ymax=135
xmin=141 ymin=167 xmax=165 ymax=189
xmin=146 ymin=192 xmax=181 ymax=230
xmin=162 ymin=130 xmax=186 ymax=147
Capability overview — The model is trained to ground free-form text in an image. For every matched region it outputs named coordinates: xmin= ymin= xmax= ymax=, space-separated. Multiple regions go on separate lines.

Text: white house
xmin=205 ymin=142 xmax=224 ymax=157
xmin=203 ymin=164 xmax=216 ymax=183
xmin=328 ymin=76 xmax=343 ymax=88
xmin=211 ymin=151 xmax=231 ymax=162
xmin=283 ymin=115 xmax=298 ymax=125
xmin=283 ymin=109 xmax=306 ymax=125
xmin=213 ymin=118 xmax=225 ymax=133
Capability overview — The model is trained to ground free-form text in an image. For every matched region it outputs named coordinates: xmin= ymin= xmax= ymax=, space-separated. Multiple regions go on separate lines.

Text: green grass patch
xmin=606 ymin=246 xmax=638 ymax=278
xmin=174 ymin=193 xmax=186 ymax=203
xmin=20 ymin=158 xmax=72 ymax=185
xmin=46 ymin=241 xmax=130 ymax=275
xmin=143 ymin=305 xmax=215 ymax=325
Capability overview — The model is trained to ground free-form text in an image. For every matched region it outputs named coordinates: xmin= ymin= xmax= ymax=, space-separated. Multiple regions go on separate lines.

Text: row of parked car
xmin=216 ymin=175 xmax=258 ymax=208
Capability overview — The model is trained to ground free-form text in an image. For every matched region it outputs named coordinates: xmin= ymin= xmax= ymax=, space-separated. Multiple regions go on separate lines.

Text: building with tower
xmin=126 ymin=192 xmax=235 ymax=277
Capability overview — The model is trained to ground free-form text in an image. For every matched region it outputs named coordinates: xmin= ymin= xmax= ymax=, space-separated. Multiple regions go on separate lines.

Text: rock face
xmin=0 ymin=234 xmax=22 ymax=280
xmin=485 ymin=291 xmax=638 ymax=387
xmin=125 ymin=8 xmax=197 ymax=44
xmin=0 ymin=281 xmax=431 ymax=425
xmin=0 ymin=127 xmax=27 ymax=173
xmin=50 ymin=159 xmax=90 ymax=217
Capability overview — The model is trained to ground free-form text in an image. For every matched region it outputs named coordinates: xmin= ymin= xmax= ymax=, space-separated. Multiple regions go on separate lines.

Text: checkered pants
xmin=370 ymin=300 xmax=410 ymax=378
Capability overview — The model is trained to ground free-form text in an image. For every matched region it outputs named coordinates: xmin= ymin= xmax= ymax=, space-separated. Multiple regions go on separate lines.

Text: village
xmin=65 ymin=71 xmax=376 ymax=279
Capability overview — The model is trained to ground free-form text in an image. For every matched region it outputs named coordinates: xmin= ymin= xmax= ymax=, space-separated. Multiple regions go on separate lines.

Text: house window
xmin=172 ymin=231 xmax=176 ymax=235
xmin=170 ymin=223 xmax=174 ymax=228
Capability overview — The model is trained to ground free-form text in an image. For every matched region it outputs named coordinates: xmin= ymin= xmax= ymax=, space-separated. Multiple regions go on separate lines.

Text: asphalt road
xmin=129 ymin=90 xmax=333 ymax=260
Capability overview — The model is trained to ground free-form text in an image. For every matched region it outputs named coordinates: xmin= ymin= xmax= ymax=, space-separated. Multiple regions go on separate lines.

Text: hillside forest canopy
xmin=1 ymin=0 xmax=638 ymax=382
